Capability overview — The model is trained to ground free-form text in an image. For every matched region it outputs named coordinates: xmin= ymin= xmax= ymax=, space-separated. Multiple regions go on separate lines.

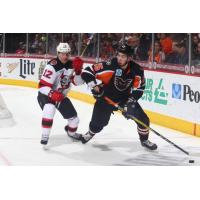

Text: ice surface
xmin=0 ymin=92 xmax=15 ymax=128
xmin=0 ymin=85 xmax=200 ymax=166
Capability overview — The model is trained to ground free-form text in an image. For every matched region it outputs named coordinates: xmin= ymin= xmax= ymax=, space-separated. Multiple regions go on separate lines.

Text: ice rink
xmin=0 ymin=85 xmax=200 ymax=166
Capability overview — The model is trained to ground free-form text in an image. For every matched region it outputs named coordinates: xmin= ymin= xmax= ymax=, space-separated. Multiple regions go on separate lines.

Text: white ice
xmin=0 ymin=85 xmax=200 ymax=166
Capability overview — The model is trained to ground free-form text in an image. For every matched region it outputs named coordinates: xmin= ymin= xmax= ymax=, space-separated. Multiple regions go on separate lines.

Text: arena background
xmin=0 ymin=33 xmax=200 ymax=136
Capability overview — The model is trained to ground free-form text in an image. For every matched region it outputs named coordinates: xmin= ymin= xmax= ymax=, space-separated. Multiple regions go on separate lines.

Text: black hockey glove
xmin=91 ymin=84 xmax=104 ymax=100
xmin=122 ymin=96 xmax=137 ymax=120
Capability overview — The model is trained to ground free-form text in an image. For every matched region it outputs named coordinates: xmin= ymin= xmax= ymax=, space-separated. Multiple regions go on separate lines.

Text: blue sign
xmin=172 ymin=83 xmax=182 ymax=99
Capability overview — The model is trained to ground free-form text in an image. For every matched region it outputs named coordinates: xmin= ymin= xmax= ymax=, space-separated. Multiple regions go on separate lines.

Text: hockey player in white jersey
xmin=37 ymin=43 xmax=84 ymax=145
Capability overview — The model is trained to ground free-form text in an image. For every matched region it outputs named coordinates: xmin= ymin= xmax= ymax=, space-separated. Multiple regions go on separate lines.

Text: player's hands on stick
xmin=72 ymin=57 xmax=84 ymax=75
xmin=122 ymin=96 xmax=137 ymax=119
xmin=91 ymin=84 xmax=104 ymax=100
xmin=48 ymin=90 xmax=64 ymax=102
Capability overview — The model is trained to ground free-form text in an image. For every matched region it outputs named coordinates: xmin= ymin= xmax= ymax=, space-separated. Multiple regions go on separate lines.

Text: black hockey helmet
xmin=117 ymin=43 xmax=131 ymax=56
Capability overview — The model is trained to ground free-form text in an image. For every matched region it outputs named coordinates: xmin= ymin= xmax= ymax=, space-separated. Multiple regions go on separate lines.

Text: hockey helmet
xmin=57 ymin=43 xmax=71 ymax=54
xmin=117 ymin=43 xmax=131 ymax=56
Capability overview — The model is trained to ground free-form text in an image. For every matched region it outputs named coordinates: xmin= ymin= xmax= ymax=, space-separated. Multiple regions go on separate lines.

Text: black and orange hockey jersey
xmin=81 ymin=57 xmax=145 ymax=103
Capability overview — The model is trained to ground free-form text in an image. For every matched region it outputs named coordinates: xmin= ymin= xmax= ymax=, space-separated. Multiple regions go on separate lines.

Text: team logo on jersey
xmin=116 ymin=69 xmax=122 ymax=76
xmin=114 ymin=77 xmax=132 ymax=91
xmin=60 ymin=73 xmax=71 ymax=89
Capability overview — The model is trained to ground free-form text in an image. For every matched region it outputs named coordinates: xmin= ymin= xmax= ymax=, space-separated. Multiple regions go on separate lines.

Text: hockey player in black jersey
xmin=80 ymin=43 xmax=157 ymax=150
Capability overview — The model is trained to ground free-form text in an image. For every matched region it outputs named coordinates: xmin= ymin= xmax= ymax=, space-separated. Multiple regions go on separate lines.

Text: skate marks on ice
xmin=92 ymin=141 xmax=191 ymax=166
xmin=44 ymin=135 xmax=197 ymax=166
xmin=43 ymin=135 xmax=141 ymax=165
xmin=0 ymin=133 xmax=198 ymax=165
xmin=113 ymin=143 xmax=200 ymax=166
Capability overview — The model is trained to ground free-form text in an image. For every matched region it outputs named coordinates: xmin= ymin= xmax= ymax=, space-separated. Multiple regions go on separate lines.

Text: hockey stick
xmin=104 ymin=96 xmax=190 ymax=156
xmin=80 ymin=34 xmax=94 ymax=57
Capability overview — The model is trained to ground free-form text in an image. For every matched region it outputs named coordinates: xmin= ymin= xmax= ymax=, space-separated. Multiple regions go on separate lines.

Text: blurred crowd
xmin=1 ymin=33 xmax=200 ymax=66
xmin=191 ymin=34 xmax=200 ymax=65
xmin=149 ymin=33 xmax=189 ymax=65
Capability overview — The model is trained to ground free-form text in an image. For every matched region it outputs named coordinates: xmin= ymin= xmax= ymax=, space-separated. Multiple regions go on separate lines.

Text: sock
xmin=41 ymin=103 xmax=56 ymax=139
xmin=137 ymin=126 xmax=149 ymax=141
xmin=66 ymin=126 xmax=78 ymax=136
xmin=42 ymin=118 xmax=53 ymax=139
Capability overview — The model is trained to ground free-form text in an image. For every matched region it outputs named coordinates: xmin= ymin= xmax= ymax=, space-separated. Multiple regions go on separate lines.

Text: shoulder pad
xmin=48 ymin=58 xmax=57 ymax=66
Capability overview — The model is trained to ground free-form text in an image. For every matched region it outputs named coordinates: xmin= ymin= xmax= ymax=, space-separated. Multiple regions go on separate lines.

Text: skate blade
xmin=142 ymin=146 xmax=158 ymax=152
xmin=67 ymin=133 xmax=82 ymax=142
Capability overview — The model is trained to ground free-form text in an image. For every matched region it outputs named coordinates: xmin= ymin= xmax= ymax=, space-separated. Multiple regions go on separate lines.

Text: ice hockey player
xmin=37 ymin=43 xmax=84 ymax=145
xmin=80 ymin=43 xmax=157 ymax=150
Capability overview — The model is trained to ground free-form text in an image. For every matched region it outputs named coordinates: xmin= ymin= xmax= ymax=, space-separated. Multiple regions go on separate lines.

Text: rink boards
xmin=0 ymin=56 xmax=200 ymax=137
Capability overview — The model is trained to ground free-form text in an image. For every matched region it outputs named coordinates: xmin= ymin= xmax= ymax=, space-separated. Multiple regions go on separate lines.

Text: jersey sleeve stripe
xmin=39 ymin=79 xmax=53 ymax=88
xmin=82 ymin=69 xmax=95 ymax=76
xmin=96 ymin=71 xmax=114 ymax=85
xmin=95 ymin=70 xmax=114 ymax=76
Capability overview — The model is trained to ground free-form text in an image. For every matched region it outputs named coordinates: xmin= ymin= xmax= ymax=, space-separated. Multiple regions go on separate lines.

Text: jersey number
xmin=43 ymin=69 xmax=53 ymax=79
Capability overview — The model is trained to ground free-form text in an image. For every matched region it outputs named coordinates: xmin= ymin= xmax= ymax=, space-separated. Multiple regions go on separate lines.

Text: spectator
xmin=177 ymin=41 xmax=188 ymax=65
xmin=110 ymin=33 xmax=121 ymax=50
xmin=29 ymin=34 xmax=40 ymax=53
xmin=48 ymin=34 xmax=62 ymax=55
xmin=160 ymin=33 xmax=173 ymax=55
xmin=155 ymin=33 xmax=161 ymax=41
xmin=29 ymin=34 xmax=46 ymax=54
xmin=165 ymin=41 xmax=188 ymax=65
xmin=62 ymin=33 xmax=78 ymax=55
xmin=0 ymin=34 xmax=3 ymax=53
xmin=126 ymin=34 xmax=150 ymax=61
xmin=81 ymin=33 xmax=93 ymax=57
xmin=139 ymin=33 xmax=151 ymax=60
xmin=87 ymin=33 xmax=97 ymax=57
xmin=148 ymin=41 xmax=165 ymax=63
xmin=192 ymin=34 xmax=199 ymax=46
xmin=99 ymin=33 xmax=123 ymax=60
xmin=15 ymin=42 xmax=26 ymax=54
xmin=192 ymin=34 xmax=200 ymax=59
xmin=100 ymin=39 xmax=115 ymax=60
xmin=192 ymin=41 xmax=200 ymax=61
xmin=165 ymin=41 xmax=179 ymax=64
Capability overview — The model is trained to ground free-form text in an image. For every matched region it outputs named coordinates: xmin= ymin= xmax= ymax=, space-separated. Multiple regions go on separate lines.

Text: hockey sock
xmin=42 ymin=118 xmax=53 ymax=138
xmin=137 ymin=126 xmax=149 ymax=141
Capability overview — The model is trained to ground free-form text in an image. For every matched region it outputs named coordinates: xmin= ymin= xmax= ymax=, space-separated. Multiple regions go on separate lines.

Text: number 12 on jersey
xmin=43 ymin=69 xmax=53 ymax=79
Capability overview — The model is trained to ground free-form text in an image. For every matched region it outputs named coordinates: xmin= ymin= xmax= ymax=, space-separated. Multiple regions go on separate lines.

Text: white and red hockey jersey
xmin=38 ymin=57 xmax=84 ymax=96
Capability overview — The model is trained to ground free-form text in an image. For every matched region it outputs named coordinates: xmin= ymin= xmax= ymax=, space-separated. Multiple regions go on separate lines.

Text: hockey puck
xmin=189 ymin=160 xmax=195 ymax=163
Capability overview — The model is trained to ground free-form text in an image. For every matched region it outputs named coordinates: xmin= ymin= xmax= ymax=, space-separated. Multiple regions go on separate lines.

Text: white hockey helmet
xmin=56 ymin=43 xmax=71 ymax=54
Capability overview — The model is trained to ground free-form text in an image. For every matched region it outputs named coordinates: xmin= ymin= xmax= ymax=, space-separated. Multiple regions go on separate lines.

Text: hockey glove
xmin=72 ymin=57 xmax=84 ymax=75
xmin=48 ymin=90 xmax=64 ymax=103
xmin=91 ymin=85 xmax=104 ymax=100
xmin=122 ymin=96 xmax=137 ymax=120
